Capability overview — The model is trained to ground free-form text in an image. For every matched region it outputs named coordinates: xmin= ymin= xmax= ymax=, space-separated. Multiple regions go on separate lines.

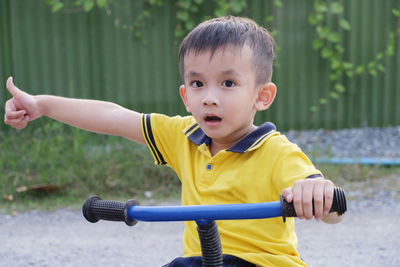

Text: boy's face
xmin=180 ymin=45 xmax=276 ymax=149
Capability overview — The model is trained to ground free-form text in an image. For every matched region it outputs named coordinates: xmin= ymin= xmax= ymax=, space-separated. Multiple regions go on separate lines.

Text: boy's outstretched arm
xmin=282 ymin=178 xmax=344 ymax=224
xmin=4 ymin=77 xmax=145 ymax=144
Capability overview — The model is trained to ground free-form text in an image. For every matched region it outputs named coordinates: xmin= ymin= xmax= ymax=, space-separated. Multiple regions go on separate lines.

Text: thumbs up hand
xmin=4 ymin=77 xmax=42 ymax=130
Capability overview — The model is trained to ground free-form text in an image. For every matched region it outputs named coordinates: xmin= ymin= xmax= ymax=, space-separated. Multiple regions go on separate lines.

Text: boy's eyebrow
xmin=219 ymin=68 xmax=241 ymax=77
xmin=185 ymin=71 xmax=202 ymax=79
xmin=185 ymin=68 xmax=241 ymax=79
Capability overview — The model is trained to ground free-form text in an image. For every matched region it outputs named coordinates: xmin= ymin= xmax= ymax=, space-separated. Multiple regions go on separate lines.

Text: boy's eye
xmin=222 ymin=80 xmax=235 ymax=87
xmin=191 ymin=81 xmax=203 ymax=88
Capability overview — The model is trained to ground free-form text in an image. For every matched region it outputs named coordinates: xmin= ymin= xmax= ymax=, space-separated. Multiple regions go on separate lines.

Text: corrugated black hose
xmin=196 ymin=220 xmax=223 ymax=267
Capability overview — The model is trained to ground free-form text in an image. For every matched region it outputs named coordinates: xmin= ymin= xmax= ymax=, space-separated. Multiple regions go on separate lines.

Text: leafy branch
xmin=175 ymin=0 xmax=248 ymax=39
xmin=308 ymin=0 xmax=400 ymax=112
xmin=44 ymin=0 xmax=162 ymax=42
xmin=45 ymin=0 xmax=111 ymax=13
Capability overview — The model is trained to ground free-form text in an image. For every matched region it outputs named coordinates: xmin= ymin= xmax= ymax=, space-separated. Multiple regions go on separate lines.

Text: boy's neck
xmin=208 ymin=124 xmax=257 ymax=156
xmin=209 ymin=141 xmax=227 ymax=156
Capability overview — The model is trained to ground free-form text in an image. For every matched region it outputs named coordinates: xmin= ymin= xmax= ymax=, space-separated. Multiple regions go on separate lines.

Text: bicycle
xmin=82 ymin=187 xmax=347 ymax=267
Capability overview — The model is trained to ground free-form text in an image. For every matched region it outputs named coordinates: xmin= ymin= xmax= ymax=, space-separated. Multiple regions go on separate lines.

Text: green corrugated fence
xmin=0 ymin=0 xmax=399 ymax=131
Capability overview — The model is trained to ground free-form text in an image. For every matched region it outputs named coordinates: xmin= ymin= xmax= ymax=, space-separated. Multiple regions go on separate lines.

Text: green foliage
xmin=393 ymin=8 xmax=400 ymax=17
xmin=44 ymin=0 xmax=249 ymax=40
xmin=45 ymin=0 xmax=113 ymax=13
xmin=0 ymin=120 xmax=180 ymax=208
xmin=308 ymin=0 xmax=400 ymax=113
xmin=174 ymin=0 xmax=248 ymax=39
xmin=46 ymin=0 xmax=64 ymax=12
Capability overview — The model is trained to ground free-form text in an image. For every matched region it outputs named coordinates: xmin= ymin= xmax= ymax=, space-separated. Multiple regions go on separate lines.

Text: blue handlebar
xmin=128 ymin=202 xmax=283 ymax=223
xmin=82 ymin=187 xmax=346 ymax=225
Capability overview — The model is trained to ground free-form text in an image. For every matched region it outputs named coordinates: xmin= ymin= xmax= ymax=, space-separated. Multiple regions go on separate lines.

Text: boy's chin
xmin=202 ymin=129 xmax=231 ymax=141
xmin=200 ymin=127 xmax=222 ymax=138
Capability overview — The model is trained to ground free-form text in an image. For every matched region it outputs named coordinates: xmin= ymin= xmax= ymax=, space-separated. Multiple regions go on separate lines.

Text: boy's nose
xmin=202 ymin=88 xmax=219 ymax=106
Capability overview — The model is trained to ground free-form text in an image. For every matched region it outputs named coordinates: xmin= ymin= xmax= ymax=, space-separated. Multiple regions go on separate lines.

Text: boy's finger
xmin=292 ymin=185 xmax=304 ymax=219
xmin=15 ymin=120 xmax=28 ymax=130
xmin=4 ymin=117 xmax=26 ymax=128
xmin=302 ymin=185 xmax=314 ymax=219
xmin=5 ymin=99 xmax=17 ymax=113
xmin=323 ymin=184 xmax=334 ymax=214
xmin=313 ymin=182 xmax=325 ymax=220
xmin=5 ymin=110 xmax=26 ymax=120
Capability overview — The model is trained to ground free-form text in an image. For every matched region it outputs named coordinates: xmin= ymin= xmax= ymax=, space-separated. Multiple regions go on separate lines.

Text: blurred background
xmin=0 ymin=0 xmax=399 ymax=208
xmin=1 ymin=0 xmax=399 ymax=130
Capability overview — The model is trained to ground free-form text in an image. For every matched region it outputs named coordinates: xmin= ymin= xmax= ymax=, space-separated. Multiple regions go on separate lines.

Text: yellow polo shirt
xmin=141 ymin=113 xmax=322 ymax=267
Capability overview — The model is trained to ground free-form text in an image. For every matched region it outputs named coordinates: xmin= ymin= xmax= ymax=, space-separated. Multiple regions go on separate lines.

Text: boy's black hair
xmin=179 ymin=16 xmax=275 ymax=85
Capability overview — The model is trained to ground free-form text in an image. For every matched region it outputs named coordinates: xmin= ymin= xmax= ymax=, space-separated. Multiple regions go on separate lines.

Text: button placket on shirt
xmin=204 ymin=149 xmax=231 ymax=171
xmin=197 ymin=145 xmax=232 ymax=187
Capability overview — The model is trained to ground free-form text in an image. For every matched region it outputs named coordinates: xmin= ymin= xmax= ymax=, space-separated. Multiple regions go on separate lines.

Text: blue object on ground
xmin=314 ymin=157 xmax=400 ymax=166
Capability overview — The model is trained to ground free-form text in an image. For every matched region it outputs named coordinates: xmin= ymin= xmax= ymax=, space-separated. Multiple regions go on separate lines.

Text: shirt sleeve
xmin=141 ymin=113 xmax=193 ymax=169
xmin=270 ymin=135 xmax=323 ymax=194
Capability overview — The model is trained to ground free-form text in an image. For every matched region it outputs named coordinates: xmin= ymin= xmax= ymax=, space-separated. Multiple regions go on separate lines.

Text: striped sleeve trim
xmin=141 ymin=114 xmax=167 ymax=165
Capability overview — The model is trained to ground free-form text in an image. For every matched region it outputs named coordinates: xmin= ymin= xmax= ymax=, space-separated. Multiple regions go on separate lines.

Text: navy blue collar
xmin=185 ymin=122 xmax=276 ymax=153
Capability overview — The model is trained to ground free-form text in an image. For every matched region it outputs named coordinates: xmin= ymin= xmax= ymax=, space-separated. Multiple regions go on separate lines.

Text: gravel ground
xmin=284 ymin=126 xmax=400 ymax=158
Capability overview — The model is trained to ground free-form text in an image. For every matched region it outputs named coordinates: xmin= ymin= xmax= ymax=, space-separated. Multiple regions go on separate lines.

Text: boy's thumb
xmin=6 ymin=77 xmax=19 ymax=96
xmin=281 ymin=188 xmax=293 ymax=203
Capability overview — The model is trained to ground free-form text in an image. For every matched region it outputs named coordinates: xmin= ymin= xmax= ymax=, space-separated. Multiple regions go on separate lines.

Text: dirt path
xmin=1 ymin=198 xmax=399 ymax=267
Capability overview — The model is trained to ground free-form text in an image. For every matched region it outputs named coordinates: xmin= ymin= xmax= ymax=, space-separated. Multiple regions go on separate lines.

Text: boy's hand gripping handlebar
xmin=82 ymin=187 xmax=347 ymax=225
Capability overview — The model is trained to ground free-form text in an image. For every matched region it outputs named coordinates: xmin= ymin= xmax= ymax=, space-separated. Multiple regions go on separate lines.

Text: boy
xmin=4 ymin=16 xmax=344 ymax=266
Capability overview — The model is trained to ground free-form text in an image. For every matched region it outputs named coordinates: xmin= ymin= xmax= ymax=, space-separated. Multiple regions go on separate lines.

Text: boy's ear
xmin=254 ymin=82 xmax=277 ymax=111
xmin=179 ymin=85 xmax=191 ymax=113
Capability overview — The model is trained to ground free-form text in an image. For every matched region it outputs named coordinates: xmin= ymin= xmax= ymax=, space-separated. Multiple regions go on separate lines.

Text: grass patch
xmin=0 ymin=119 xmax=180 ymax=214
xmin=316 ymin=163 xmax=400 ymax=201
xmin=316 ymin=163 xmax=400 ymax=185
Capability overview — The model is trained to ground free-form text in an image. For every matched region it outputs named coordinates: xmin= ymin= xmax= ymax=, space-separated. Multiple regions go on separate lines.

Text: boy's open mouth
xmin=205 ymin=116 xmax=222 ymax=122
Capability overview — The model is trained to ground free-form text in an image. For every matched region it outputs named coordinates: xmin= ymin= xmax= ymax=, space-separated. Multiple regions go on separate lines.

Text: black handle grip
xmin=280 ymin=187 xmax=347 ymax=222
xmin=82 ymin=196 xmax=139 ymax=226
